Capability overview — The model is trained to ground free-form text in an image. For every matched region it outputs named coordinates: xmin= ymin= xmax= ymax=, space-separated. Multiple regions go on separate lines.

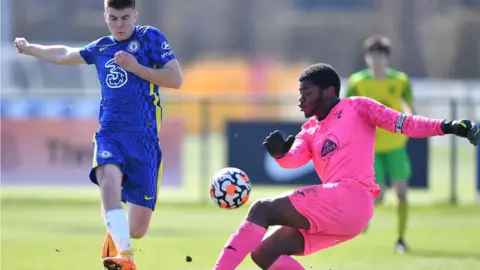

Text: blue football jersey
xmin=79 ymin=25 xmax=176 ymax=134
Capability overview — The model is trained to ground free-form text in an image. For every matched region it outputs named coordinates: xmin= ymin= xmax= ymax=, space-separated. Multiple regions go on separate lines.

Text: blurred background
xmin=1 ymin=0 xmax=480 ymax=269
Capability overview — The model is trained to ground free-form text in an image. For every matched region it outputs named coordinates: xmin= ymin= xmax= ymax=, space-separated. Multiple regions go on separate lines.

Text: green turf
xmin=1 ymin=134 xmax=479 ymax=269
xmin=1 ymin=197 xmax=480 ymax=270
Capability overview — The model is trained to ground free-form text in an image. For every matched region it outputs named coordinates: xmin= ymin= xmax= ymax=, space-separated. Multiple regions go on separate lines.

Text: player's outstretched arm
xmin=263 ymin=130 xmax=311 ymax=168
xmin=351 ymin=96 xmax=480 ymax=146
xmin=14 ymin=38 xmax=86 ymax=65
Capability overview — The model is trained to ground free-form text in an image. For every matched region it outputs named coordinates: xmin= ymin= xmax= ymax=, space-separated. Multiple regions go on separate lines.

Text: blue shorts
xmin=89 ymin=131 xmax=163 ymax=210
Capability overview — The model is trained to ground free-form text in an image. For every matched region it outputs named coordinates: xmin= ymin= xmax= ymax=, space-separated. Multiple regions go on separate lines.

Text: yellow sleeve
xmin=401 ymin=75 xmax=413 ymax=105
xmin=345 ymin=77 xmax=357 ymax=97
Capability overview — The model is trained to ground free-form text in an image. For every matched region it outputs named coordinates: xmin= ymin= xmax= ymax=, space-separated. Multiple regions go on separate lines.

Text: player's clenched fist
xmin=114 ymin=51 xmax=138 ymax=72
xmin=263 ymin=130 xmax=296 ymax=159
xmin=14 ymin=37 xmax=29 ymax=54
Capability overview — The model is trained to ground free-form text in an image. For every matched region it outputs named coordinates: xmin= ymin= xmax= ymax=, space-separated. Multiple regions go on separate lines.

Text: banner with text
xmin=227 ymin=121 xmax=429 ymax=187
xmin=1 ymin=118 xmax=184 ymax=187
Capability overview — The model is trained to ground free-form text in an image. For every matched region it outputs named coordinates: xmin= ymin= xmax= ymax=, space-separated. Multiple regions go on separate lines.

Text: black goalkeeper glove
xmin=441 ymin=120 xmax=480 ymax=146
xmin=263 ymin=130 xmax=296 ymax=159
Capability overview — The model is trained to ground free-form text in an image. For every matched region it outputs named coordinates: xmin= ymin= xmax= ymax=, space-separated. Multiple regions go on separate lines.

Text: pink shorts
xmin=287 ymin=180 xmax=374 ymax=255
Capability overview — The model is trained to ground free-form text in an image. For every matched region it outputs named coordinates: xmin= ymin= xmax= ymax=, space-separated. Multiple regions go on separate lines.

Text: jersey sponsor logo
xmin=396 ymin=114 xmax=407 ymax=134
xmin=320 ymin=134 xmax=339 ymax=159
xmin=160 ymin=41 xmax=173 ymax=59
xmin=99 ymin=150 xmax=112 ymax=158
xmin=161 ymin=41 xmax=170 ymax=50
xmin=104 ymin=59 xmax=128 ymax=88
xmin=127 ymin=40 xmax=140 ymax=53
xmin=161 ymin=51 xmax=173 ymax=59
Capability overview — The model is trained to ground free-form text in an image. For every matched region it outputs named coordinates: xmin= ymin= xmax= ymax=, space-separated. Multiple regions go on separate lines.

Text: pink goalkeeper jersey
xmin=276 ymin=97 xmax=445 ymax=192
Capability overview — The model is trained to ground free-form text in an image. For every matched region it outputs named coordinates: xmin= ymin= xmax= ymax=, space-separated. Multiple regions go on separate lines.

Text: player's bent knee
xmin=248 ymin=199 xmax=273 ymax=218
xmin=127 ymin=203 xmax=152 ymax=239
xmin=129 ymin=219 xmax=150 ymax=239
xmin=250 ymin=250 xmax=261 ymax=265
xmin=396 ymin=188 xmax=407 ymax=201
xmin=393 ymin=182 xmax=407 ymax=202
xmin=250 ymin=247 xmax=278 ymax=269
xmin=249 ymin=199 xmax=265 ymax=213
xmin=246 ymin=199 xmax=275 ymax=227
xmin=129 ymin=226 xmax=148 ymax=239
xmin=248 ymin=197 xmax=305 ymax=228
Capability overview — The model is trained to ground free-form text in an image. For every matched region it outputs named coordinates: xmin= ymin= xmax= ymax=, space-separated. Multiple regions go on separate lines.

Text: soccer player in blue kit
xmin=14 ymin=0 xmax=182 ymax=269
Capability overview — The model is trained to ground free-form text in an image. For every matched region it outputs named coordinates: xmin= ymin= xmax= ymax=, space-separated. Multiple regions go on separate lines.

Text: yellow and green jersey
xmin=346 ymin=68 xmax=413 ymax=153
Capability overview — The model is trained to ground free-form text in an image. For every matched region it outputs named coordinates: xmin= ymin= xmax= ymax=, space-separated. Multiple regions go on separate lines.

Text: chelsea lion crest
xmin=127 ymin=40 xmax=140 ymax=53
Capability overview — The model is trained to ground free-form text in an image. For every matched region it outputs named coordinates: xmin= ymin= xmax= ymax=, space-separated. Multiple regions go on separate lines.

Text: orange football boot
xmin=103 ymin=252 xmax=136 ymax=270
xmin=102 ymin=232 xmax=118 ymax=259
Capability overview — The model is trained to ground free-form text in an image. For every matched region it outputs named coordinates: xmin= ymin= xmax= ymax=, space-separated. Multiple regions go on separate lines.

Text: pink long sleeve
xmin=351 ymin=97 xmax=445 ymax=138
xmin=275 ymin=127 xmax=312 ymax=169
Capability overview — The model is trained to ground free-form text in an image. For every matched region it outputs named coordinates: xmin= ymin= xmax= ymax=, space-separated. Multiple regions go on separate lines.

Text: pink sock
xmin=268 ymin=255 xmax=305 ymax=270
xmin=214 ymin=220 xmax=267 ymax=269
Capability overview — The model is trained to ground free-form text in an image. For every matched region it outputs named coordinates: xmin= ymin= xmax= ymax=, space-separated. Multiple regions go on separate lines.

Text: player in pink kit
xmin=213 ymin=63 xmax=479 ymax=270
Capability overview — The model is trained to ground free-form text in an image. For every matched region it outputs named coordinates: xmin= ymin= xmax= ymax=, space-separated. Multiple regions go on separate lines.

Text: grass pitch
xmin=1 ymin=135 xmax=479 ymax=269
xmin=1 ymin=193 xmax=480 ymax=270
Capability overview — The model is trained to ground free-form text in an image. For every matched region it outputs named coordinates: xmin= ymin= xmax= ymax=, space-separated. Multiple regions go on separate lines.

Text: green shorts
xmin=374 ymin=147 xmax=411 ymax=186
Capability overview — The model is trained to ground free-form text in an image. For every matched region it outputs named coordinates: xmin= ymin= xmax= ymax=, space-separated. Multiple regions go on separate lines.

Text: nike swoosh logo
xmin=264 ymin=152 xmax=315 ymax=182
xmin=98 ymin=45 xmax=115 ymax=52
xmin=144 ymin=195 xmax=155 ymax=200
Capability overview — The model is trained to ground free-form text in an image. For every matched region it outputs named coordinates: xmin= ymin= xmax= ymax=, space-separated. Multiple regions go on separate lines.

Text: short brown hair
xmin=364 ymin=35 xmax=391 ymax=55
xmin=105 ymin=0 xmax=135 ymax=9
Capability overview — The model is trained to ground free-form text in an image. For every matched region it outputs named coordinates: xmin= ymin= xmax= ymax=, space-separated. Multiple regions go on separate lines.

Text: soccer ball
xmin=210 ymin=167 xmax=252 ymax=209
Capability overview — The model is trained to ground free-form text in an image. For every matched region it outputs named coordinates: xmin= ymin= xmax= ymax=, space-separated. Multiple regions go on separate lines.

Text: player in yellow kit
xmin=346 ymin=35 xmax=413 ymax=254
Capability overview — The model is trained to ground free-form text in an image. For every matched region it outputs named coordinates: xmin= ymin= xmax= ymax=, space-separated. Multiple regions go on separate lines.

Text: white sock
xmin=104 ymin=208 xmax=132 ymax=254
